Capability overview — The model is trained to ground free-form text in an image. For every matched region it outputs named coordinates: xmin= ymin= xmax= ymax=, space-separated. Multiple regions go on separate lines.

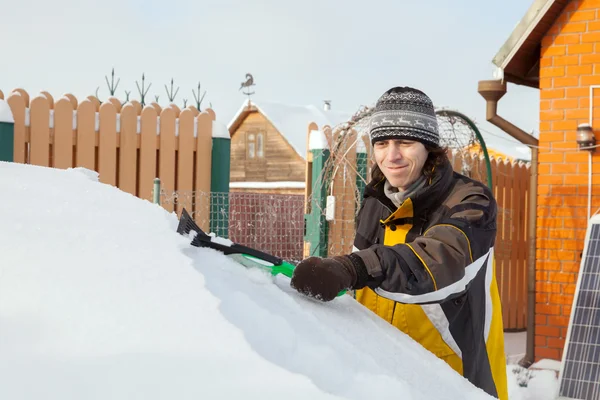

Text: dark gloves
xmin=290 ymin=253 xmax=370 ymax=301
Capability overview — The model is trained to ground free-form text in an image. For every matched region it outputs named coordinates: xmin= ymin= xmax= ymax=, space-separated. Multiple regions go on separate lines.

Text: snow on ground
xmin=0 ymin=161 xmax=558 ymax=399
xmin=506 ymin=365 xmax=559 ymax=400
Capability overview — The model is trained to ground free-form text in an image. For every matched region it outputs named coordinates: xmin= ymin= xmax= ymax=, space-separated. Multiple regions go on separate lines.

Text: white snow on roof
xmin=229 ymin=99 xmax=352 ymax=159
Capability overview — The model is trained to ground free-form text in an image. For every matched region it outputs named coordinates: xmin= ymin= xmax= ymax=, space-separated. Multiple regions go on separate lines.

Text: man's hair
xmin=370 ymin=145 xmax=449 ymax=183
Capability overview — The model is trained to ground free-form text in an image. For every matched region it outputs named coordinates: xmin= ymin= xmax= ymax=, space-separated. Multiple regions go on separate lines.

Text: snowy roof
xmin=228 ymin=99 xmax=353 ymax=159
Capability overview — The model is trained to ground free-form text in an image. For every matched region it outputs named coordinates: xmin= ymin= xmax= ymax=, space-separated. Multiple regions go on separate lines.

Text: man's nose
xmin=387 ymin=145 xmax=402 ymax=161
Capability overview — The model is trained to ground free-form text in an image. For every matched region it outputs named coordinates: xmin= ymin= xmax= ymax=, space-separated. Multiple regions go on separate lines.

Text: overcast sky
xmin=1 ymin=0 xmax=539 ymax=138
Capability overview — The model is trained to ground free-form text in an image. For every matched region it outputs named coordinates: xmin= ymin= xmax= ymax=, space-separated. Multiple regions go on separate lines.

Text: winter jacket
xmin=352 ymin=159 xmax=508 ymax=400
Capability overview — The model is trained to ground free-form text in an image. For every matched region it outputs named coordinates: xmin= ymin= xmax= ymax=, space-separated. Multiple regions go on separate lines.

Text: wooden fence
xmin=309 ymin=125 xmax=530 ymax=331
xmin=1 ymin=88 xmax=215 ymax=230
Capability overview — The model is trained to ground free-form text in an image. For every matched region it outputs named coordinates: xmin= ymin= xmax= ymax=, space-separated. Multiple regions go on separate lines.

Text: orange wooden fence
xmin=312 ymin=125 xmax=531 ymax=331
xmin=1 ymin=88 xmax=215 ymax=230
xmin=451 ymin=151 xmax=530 ymax=331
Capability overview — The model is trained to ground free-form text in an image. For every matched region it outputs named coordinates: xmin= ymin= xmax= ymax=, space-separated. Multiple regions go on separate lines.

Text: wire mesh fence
xmin=161 ymin=190 xmax=306 ymax=264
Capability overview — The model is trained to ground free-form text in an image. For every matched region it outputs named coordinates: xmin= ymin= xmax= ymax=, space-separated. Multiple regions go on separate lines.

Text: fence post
xmin=210 ymin=120 xmax=231 ymax=238
xmin=356 ymin=137 xmax=368 ymax=206
xmin=0 ymin=100 xmax=14 ymax=162
xmin=304 ymin=128 xmax=330 ymax=258
xmin=153 ymin=178 xmax=161 ymax=205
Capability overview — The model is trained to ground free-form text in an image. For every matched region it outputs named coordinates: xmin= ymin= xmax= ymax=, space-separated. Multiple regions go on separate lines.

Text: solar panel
xmin=558 ymin=217 xmax=600 ymax=400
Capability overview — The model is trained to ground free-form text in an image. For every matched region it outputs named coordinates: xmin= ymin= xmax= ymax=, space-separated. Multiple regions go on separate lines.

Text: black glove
xmin=290 ymin=253 xmax=369 ymax=301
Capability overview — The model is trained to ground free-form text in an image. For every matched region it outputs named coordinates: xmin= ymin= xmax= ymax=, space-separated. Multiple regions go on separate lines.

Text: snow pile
xmin=0 ymin=161 xmax=554 ymax=399
xmin=0 ymin=99 xmax=14 ymax=123
xmin=506 ymin=365 xmax=559 ymax=400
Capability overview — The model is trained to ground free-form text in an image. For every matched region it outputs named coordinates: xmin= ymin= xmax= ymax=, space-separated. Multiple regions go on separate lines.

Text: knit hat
xmin=369 ymin=87 xmax=440 ymax=148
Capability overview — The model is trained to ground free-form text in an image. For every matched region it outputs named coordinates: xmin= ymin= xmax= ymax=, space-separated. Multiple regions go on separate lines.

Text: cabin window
xmin=248 ymin=133 xmax=255 ymax=159
xmin=257 ymin=133 xmax=264 ymax=158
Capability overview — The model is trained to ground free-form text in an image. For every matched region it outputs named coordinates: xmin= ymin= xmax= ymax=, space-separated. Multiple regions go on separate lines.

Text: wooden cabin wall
xmin=230 ymin=112 xmax=306 ymax=183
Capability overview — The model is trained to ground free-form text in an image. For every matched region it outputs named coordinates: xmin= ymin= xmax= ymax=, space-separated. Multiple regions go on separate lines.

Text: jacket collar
xmin=364 ymin=158 xmax=454 ymax=216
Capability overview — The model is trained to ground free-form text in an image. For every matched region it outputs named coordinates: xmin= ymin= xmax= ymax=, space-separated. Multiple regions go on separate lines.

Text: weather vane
xmin=239 ymin=73 xmax=255 ymax=104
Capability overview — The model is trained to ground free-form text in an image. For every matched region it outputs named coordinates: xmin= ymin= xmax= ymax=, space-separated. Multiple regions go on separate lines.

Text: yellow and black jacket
xmin=352 ymin=159 xmax=508 ymax=400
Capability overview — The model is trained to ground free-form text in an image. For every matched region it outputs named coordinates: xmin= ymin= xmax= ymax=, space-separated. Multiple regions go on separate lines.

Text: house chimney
xmin=323 ymin=100 xmax=331 ymax=111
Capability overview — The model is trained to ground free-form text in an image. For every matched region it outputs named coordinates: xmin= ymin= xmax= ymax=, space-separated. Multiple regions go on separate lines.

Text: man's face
xmin=373 ymin=139 xmax=429 ymax=190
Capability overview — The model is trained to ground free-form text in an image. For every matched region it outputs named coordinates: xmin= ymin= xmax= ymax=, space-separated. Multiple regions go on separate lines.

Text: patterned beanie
xmin=369 ymin=86 xmax=440 ymax=148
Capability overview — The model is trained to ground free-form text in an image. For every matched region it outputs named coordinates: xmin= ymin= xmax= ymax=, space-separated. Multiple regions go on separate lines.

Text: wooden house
xmin=227 ymin=100 xmax=352 ymax=195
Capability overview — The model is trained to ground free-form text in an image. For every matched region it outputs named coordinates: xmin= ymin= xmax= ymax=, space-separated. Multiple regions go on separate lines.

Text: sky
xmin=0 ymin=160 xmax=559 ymax=399
xmin=0 ymin=0 xmax=540 ymax=138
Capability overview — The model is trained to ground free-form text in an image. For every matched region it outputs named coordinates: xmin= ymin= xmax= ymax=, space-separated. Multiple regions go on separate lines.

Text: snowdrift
xmin=0 ymin=161 xmax=493 ymax=400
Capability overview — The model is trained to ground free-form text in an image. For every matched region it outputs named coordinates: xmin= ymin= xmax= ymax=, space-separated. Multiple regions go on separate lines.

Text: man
xmin=290 ymin=86 xmax=508 ymax=400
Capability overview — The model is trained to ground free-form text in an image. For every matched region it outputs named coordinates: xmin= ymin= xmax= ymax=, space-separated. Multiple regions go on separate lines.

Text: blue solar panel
xmin=558 ymin=221 xmax=600 ymax=400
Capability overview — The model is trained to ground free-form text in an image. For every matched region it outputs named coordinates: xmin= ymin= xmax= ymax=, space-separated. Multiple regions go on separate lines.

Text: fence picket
xmin=498 ymin=159 xmax=510 ymax=328
xmin=53 ymin=97 xmax=74 ymax=169
xmin=12 ymin=89 xmax=30 ymax=106
xmin=63 ymin=94 xmax=78 ymax=109
xmin=76 ymin=100 xmax=96 ymax=170
xmin=176 ymin=109 xmax=195 ymax=215
xmin=29 ymin=96 xmax=50 ymax=166
xmin=159 ymin=107 xmax=176 ymax=213
xmin=40 ymin=91 xmax=55 ymax=109
xmin=87 ymin=96 xmax=101 ymax=111
xmin=98 ymin=102 xmax=118 ymax=186
xmin=139 ymin=106 xmax=158 ymax=201
xmin=517 ymin=163 xmax=529 ymax=329
xmin=119 ymin=104 xmax=138 ymax=196
xmin=503 ymin=160 xmax=516 ymax=329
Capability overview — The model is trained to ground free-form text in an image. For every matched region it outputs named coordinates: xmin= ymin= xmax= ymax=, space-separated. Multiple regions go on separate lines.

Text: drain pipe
xmin=478 ymin=79 xmax=539 ymax=367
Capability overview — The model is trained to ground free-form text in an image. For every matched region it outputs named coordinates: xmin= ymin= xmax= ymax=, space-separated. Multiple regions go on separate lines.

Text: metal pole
xmin=153 ymin=178 xmax=161 ymax=205
xmin=356 ymin=141 xmax=368 ymax=206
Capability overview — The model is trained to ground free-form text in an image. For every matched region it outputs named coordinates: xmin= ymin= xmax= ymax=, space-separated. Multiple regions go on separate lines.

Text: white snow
xmin=531 ymin=359 xmax=562 ymax=372
xmin=504 ymin=331 xmax=526 ymax=364
xmin=0 ymin=161 xmax=560 ymax=400
xmin=506 ymin=365 xmax=559 ymax=400
xmin=356 ymin=136 xmax=367 ymax=153
xmin=212 ymin=119 xmax=231 ymax=139
xmin=0 ymin=99 xmax=14 ymax=123
xmin=230 ymin=181 xmax=305 ymax=189
xmin=309 ymin=129 xmax=330 ymax=151
xmin=209 ymin=232 xmax=234 ymax=246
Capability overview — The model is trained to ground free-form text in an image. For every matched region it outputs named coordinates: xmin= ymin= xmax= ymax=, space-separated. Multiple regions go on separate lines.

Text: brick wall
xmin=537 ymin=0 xmax=600 ymax=361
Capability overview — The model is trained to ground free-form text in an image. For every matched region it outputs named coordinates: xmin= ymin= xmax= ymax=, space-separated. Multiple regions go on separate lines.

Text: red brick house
xmin=480 ymin=0 xmax=600 ymax=363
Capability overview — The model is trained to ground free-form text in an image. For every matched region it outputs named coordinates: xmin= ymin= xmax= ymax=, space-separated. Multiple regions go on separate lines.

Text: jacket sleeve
xmin=354 ymin=186 xmax=497 ymax=305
